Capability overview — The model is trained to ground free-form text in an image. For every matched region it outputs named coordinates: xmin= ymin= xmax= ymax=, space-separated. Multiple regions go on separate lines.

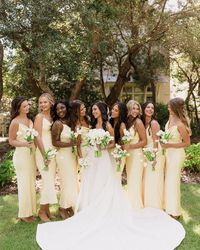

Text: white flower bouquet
xmin=17 ymin=128 xmax=38 ymax=154
xmin=70 ymin=128 xmax=82 ymax=155
xmin=157 ymin=130 xmax=173 ymax=155
xmin=143 ymin=148 xmax=157 ymax=171
xmin=85 ymin=129 xmax=114 ymax=157
xmin=111 ymin=144 xmax=130 ymax=172
xmin=122 ymin=129 xmax=133 ymax=144
xmin=43 ymin=148 xmax=57 ymax=171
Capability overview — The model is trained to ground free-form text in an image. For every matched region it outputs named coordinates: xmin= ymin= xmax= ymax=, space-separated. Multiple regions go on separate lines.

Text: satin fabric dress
xmin=36 ymin=129 xmax=185 ymax=250
xmin=143 ymin=126 xmax=165 ymax=209
xmin=13 ymin=122 xmax=36 ymax=218
xmin=35 ymin=118 xmax=57 ymax=205
xmin=164 ymin=122 xmax=186 ymax=216
xmin=56 ymin=124 xmax=78 ymax=209
xmin=126 ymin=126 xmax=144 ymax=209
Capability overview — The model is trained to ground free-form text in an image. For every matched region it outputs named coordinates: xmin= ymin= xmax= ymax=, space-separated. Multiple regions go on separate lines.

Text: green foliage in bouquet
xmin=0 ymin=150 xmax=15 ymax=186
xmin=184 ymin=143 xmax=200 ymax=172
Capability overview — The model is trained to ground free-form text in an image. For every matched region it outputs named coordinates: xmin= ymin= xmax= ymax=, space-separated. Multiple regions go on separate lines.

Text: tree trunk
xmin=69 ymin=78 xmax=86 ymax=101
xmin=106 ymin=45 xmax=143 ymax=107
xmin=0 ymin=41 xmax=3 ymax=102
xmin=38 ymin=63 xmax=54 ymax=96
xmin=26 ymin=60 xmax=42 ymax=98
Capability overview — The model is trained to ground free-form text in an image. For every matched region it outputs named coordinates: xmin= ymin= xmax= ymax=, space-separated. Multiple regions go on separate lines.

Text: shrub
xmin=0 ymin=150 xmax=15 ymax=186
xmin=156 ymin=103 xmax=169 ymax=130
xmin=184 ymin=143 xmax=200 ymax=172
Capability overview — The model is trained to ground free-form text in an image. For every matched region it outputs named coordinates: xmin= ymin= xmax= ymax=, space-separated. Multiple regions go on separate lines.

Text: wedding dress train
xmin=36 ymin=148 xmax=185 ymax=250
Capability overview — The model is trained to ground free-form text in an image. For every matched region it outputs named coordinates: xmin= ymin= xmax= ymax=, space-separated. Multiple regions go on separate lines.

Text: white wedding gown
xmin=36 ymin=147 xmax=185 ymax=250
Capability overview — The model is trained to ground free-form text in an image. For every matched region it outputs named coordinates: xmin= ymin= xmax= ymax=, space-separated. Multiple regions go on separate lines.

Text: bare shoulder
xmin=52 ymin=120 xmax=63 ymax=129
xmin=34 ymin=113 xmax=44 ymax=121
xmin=106 ymin=122 xmax=113 ymax=130
xmin=10 ymin=118 xmax=19 ymax=127
xmin=151 ymin=120 xmax=160 ymax=129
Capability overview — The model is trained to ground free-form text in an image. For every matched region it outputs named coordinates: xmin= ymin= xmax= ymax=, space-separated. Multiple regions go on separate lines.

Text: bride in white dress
xmin=36 ymin=101 xmax=185 ymax=250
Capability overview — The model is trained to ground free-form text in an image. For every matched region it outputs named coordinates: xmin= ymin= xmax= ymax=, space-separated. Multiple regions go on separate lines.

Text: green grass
xmin=0 ymin=184 xmax=200 ymax=250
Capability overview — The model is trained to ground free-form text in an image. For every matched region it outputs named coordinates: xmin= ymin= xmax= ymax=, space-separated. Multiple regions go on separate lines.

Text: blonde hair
xmin=126 ymin=100 xmax=142 ymax=130
xmin=169 ymin=97 xmax=191 ymax=135
xmin=126 ymin=100 xmax=142 ymax=116
xmin=38 ymin=93 xmax=54 ymax=112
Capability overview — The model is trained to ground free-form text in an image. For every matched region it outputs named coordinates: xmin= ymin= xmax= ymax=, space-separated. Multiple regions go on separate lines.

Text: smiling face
xmin=39 ymin=96 xmax=51 ymax=112
xmin=92 ymin=105 xmax=101 ymax=119
xmin=19 ymin=100 xmax=30 ymax=115
xmin=56 ymin=103 xmax=67 ymax=119
xmin=130 ymin=104 xmax=140 ymax=118
xmin=80 ymin=104 xmax=86 ymax=117
xmin=111 ymin=104 xmax=119 ymax=119
xmin=144 ymin=103 xmax=154 ymax=118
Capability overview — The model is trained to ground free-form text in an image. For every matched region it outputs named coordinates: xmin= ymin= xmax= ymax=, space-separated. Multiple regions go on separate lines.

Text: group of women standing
xmin=8 ymin=93 xmax=190 ymax=224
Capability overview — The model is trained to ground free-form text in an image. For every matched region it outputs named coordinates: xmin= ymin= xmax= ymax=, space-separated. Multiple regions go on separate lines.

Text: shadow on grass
xmin=176 ymin=183 xmax=200 ymax=250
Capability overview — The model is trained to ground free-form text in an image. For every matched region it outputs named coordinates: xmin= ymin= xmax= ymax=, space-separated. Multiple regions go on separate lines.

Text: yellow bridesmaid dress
xmin=35 ymin=118 xmax=57 ymax=205
xmin=13 ymin=123 xmax=36 ymax=218
xmin=126 ymin=127 xmax=144 ymax=209
xmin=56 ymin=124 xmax=78 ymax=209
xmin=80 ymin=126 xmax=90 ymax=158
xmin=143 ymin=126 xmax=165 ymax=209
xmin=164 ymin=122 xmax=186 ymax=216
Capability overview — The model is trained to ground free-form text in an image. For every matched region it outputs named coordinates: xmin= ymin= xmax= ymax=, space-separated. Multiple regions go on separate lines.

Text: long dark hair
xmin=91 ymin=101 xmax=108 ymax=131
xmin=10 ymin=96 xmax=31 ymax=121
xmin=126 ymin=100 xmax=142 ymax=130
xmin=68 ymin=100 xmax=89 ymax=131
xmin=52 ymin=100 xmax=69 ymax=122
xmin=141 ymin=101 xmax=157 ymax=136
xmin=110 ymin=102 xmax=127 ymax=143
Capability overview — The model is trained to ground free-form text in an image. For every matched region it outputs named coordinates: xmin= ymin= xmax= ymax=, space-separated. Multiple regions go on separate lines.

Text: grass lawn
xmin=0 ymin=183 xmax=200 ymax=250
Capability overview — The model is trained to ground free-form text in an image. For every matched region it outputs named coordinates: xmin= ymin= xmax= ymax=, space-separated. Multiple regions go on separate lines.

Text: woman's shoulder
xmin=10 ymin=118 xmax=19 ymax=127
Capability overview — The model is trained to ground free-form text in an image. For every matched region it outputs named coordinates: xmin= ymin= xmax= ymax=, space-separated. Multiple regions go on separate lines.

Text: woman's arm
xmin=123 ymin=119 xmax=147 ymax=150
xmin=34 ymin=114 xmax=46 ymax=156
xmin=162 ymin=123 xmax=190 ymax=149
xmin=9 ymin=120 xmax=32 ymax=148
xmin=151 ymin=120 xmax=160 ymax=149
xmin=106 ymin=122 xmax=115 ymax=149
xmin=51 ymin=121 xmax=74 ymax=148
xmin=118 ymin=122 xmax=126 ymax=145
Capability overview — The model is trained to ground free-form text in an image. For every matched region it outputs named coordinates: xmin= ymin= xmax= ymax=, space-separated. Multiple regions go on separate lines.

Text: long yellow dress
xmin=56 ymin=124 xmax=78 ymax=209
xmin=164 ymin=122 xmax=185 ymax=216
xmin=35 ymin=118 xmax=57 ymax=205
xmin=13 ymin=123 xmax=36 ymax=218
xmin=126 ymin=127 xmax=144 ymax=209
xmin=143 ymin=126 xmax=165 ymax=209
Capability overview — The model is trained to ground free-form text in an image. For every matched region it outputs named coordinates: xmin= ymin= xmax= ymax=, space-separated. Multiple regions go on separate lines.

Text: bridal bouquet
xmin=43 ymin=148 xmax=57 ymax=171
xmin=143 ymin=148 xmax=157 ymax=171
xmin=122 ymin=129 xmax=133 ymax=144
xmin=111 ymin=144 xmax=130 ymax=172
xmin=18 ymin=128 xmax=38 ymax=154
xmin=157 ymin=130 xmax=173 ymax=155
xmin=86 ymin=129 xmax=114 ymax=157
xmin=70 ymin=128 xmax=82 ymax=155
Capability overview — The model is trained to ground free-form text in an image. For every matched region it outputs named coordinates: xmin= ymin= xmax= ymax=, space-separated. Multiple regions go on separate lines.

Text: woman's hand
xmin=122 ymin=144 xmax=130 ymax=150
xmin=23 ymin=141 xmax=33 ymax=148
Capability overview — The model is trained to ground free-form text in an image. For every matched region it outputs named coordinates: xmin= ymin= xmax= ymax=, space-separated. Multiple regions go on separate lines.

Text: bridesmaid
xmin=109 ymin=102 xmax=127 ymax=180
xmin=34 ymin=93 xmax=57 ymax=222
xmin=69 ymin=100 xmax=90 ymax=160
xmin=9 ymin=96 xmax=36 ymax=222
xmin=51 ymin=100 xmax=78 ymax=219
xmin=142 ymin=101 xmax=164 ymax=210
xmin=122 ymin=100 xmax=147 ymax=209
xmin=162 ymin=97 xmax=190 ymax=219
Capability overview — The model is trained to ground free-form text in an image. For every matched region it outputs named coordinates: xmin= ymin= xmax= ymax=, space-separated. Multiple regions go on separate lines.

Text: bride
xmin=36 ymin=101 xmax=185 ymax=250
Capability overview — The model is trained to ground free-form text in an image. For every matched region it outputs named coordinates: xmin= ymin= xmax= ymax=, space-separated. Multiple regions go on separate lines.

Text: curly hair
xmin=52 ymin=100 xmax=69 ymax=122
